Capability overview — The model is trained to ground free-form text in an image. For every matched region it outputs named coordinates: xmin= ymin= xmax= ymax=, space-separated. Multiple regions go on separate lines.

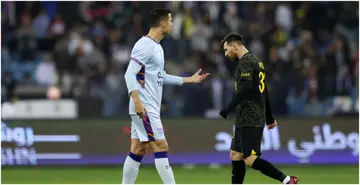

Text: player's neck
xmin=147 ymin=28 xmax=164 ymax=43
xmin=237 ymin=46 xmax=249 ymax=60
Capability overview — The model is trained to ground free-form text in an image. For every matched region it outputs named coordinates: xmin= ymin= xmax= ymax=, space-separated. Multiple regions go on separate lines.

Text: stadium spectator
xmin=35 ymin=54 xmax=56 ymax=85
xmin=1 ymin=1 xmax=358 ymax=117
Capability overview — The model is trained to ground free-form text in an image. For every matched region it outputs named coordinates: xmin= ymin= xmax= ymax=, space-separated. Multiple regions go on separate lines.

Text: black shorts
xmin=230 ymin=127 xmax=264 ymax=158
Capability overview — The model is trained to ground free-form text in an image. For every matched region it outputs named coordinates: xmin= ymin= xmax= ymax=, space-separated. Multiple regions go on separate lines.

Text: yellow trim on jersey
xmin=251 ymin=149 xmax=257 ymax=155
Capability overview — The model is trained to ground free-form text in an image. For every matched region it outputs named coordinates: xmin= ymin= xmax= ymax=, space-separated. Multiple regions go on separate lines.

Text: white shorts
xmin=130 ymin=112 xmax=165 ymax=142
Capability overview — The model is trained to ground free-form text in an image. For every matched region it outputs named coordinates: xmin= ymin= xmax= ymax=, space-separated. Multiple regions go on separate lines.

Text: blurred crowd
xmin=1 ymin=1 xmax=359 ymax=118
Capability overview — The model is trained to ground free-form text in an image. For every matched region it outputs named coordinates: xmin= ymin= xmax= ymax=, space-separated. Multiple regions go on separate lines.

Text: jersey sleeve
xmin=124 ymin=61 xmax=142 ymax=94
xmin=163 ymin=71 xmax=184 ymax=86
xmin=130 ymin=42 xmax=152 ymax=66
xmin=124 ymin=42 xmax=152 ymax=95
xmin=265 ymin=87 xmax=275 ymax=125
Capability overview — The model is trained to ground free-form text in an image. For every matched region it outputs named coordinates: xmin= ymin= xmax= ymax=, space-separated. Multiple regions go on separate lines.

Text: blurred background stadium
xmin=1 ymin=1 xmax=359 ymax=184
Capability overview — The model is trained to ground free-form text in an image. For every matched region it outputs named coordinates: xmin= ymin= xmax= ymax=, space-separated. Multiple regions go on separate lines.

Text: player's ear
xmin=232 ymin=43 xmax=237 ymax=50
xmin=161 ymin=20 xmax=166 ymax=28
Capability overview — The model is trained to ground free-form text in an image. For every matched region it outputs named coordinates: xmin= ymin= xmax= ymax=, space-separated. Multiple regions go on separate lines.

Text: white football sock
xmin=283 ymin=176 xmax=290 ymax=184
xmin=155 ymin=158 xmax=176 ymax=184
xmin=122 ymin=156 xmax=141 ymax=184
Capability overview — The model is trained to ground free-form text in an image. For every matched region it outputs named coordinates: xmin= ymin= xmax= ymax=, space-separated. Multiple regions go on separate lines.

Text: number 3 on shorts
xmin=259 ymin=72 xmax=265 ymax=93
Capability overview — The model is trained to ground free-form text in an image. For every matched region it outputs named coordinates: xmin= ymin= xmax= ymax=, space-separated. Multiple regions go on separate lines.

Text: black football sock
xmin=251 ymin=157 xmax=287 ymax=183
xmin=232 ymin=160 xmax=246 ymax=184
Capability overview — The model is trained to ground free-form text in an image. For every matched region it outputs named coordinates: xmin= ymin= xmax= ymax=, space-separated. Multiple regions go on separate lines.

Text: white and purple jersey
xmin=124 ymin=36 xmax=183 ymax=116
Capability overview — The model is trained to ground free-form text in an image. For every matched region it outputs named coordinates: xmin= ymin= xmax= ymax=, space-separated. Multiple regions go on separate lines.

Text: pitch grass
xmin=1 ymin=165 xmax=358 ymax=184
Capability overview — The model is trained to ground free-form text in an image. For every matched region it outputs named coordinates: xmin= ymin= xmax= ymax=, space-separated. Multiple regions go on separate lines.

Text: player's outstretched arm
xmin=183 ymin=69 xmax=210 ymax=84
xmin=163 ymin=71 xmax=185 ymax=86
xmin=219 ymin=82 xmax=252 ymax=119
xmin=163 ymin=69 xmax=209 ymax=85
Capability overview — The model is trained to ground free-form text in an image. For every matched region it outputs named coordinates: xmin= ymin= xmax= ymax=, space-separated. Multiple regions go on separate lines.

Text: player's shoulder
xmin=245 ymin=52 xmax=265 ymax=69
xmin=133 ymin=37 xmax=156 ymax=51
xmin=238 ymin=52 xmax=256 ymax=68
xmin=244 ymin=52 xmax=261 ymax=63
xmin=250 ymin=53 xmax=266 ymax=71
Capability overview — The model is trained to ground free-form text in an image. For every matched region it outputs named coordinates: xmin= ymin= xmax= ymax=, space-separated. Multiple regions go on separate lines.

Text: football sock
xmin=251 ymin=157 xmax=288 ymax=183
xmin=122 ymin=152 xmax=143 ymax=184
xmin=232 ymin=160 xmax=246 ymax=184
xmin=282 ymin=176 xmax=291 ymax=184
xmin=154 ymin=151 xmax=176 ymax=184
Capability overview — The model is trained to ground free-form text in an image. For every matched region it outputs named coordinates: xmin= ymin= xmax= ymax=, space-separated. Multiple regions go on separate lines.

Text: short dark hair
xmin=221 ymin=33 xmax=244 ymax=46
xmin=149 ymin=8 xmax=171 ymax=28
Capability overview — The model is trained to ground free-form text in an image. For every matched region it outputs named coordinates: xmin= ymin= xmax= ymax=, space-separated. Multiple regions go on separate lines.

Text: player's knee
xmin=150 ymin=139 xmax=169 ymax=152
xmin=244 ymin=155 xmax=258 ymax=167
xmin=230 ymin=151 xmax=243 ymax=161
xmin=131 ymin=141 xmax=149 ymax=156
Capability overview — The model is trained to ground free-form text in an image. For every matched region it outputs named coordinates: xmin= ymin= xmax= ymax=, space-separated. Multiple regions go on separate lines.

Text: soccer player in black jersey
xmin=219 ymin=33 xmax=299 ymax=184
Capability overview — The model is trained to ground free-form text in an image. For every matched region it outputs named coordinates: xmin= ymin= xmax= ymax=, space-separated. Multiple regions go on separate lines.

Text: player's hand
xmin=267 ymin=120 xmax=278 ymax=130
xmin=187 ymin=69 xmax=210 ymax=83
xmin=219 ymin=108 xmax=229 ymax=119
xmin=134 ymin=101 xmax=147 ymax=119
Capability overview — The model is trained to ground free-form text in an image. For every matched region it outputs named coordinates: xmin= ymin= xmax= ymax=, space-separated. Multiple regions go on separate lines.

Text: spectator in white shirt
xmin=35 ymin=54 xmax=56 ymax=85
xmin=275 ymin=3 xmax=293 ymax=34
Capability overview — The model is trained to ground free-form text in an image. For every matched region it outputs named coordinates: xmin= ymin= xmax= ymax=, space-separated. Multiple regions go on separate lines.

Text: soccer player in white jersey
xmin=122 ymin=8 xmax=209 ymax=184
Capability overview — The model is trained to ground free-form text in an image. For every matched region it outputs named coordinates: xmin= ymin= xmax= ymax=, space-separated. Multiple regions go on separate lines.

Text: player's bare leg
xmin=230 ymin=150 xmax=246 ymax=184
xmin=150 ymin=139 xmax=175 ymax=184
xmin=244 ymin=155 xmax=298 ymax=184
xmin=122 ymin=139 xmax=149 ymax=184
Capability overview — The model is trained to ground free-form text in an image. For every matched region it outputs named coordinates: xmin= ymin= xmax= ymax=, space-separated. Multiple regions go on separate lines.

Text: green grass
xmin=1 ymin=165 xmax=358 ymax=184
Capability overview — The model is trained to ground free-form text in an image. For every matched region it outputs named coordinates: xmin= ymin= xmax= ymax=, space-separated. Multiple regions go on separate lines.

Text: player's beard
xmin=227 ymin=55 xmax=237 ymax=61
xmin=164 ymin=26 xmax=172 ymax=35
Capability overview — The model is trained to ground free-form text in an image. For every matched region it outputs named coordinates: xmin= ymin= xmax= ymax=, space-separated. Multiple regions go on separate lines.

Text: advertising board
xmin=1 ymin=118 xmax=358 ymax=165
